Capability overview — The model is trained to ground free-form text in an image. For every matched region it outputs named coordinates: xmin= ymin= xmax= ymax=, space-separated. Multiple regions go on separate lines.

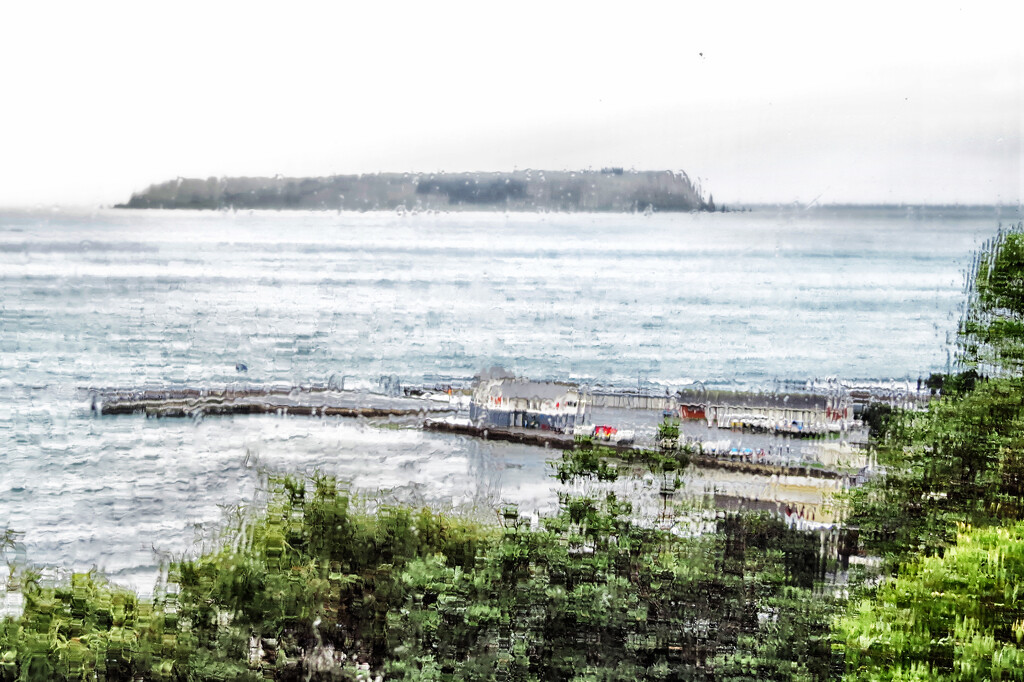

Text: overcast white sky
xmin=0 ymin=1 xmax=1020 ymax=207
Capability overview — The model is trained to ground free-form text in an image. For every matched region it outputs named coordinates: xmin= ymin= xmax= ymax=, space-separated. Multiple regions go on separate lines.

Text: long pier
xmin=91 ymin=387 xmax=454 ymax=419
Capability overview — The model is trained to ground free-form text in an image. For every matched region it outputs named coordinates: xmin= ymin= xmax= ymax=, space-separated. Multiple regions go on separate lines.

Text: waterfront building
xmin=675 ymin=389 xmax=852 ymax=432
xmin=469 ymin=378 xmax=583 ymax=431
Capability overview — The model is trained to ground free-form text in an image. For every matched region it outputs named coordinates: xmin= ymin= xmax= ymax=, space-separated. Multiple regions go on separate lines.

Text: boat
xmin=575 ymin=424 xmax=636 ymax=444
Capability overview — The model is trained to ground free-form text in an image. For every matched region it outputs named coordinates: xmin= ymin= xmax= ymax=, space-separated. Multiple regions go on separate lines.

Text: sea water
xmin=0 ymin=204 xmax=1018 ymax=590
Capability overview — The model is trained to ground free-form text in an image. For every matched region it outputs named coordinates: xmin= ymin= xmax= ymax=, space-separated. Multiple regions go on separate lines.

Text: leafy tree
xmin=0 ymin=571 xmax=179 ymax=682
xmin=846 ymin=377 xmax=1024 ymax=565
xmin=960 ymin=224 xmax=1024 ymax=376
xmin=839 ymin=521 xmax=1024 ymax=681
xmin=657 ymin=416 xmax=681 ymax=450
xmin=925 ymin=370 xmax=981 ymax=397
xmin=860 ymin=403 xmax=896 ymax=440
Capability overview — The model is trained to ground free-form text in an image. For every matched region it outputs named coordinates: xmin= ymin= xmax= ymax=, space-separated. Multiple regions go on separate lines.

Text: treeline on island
xmin=4 ymin=224 xmax=1024 ymax=680
xmin=116 ymin=169 xmax=715 ymax=212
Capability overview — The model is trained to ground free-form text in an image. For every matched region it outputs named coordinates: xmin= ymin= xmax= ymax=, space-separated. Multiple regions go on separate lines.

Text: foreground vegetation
xmin=1 ymin=467 xmax=837 ymax=681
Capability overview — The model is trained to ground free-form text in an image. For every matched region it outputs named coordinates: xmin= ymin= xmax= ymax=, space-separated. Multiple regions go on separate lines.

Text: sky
xmin=0 ymin=1 xmax=1020 ymax=207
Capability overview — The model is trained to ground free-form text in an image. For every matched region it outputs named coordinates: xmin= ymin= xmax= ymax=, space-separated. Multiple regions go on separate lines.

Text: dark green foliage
xmin=839 ymin=522 xmax=1024 ymax=681
xmin=860 ymin=403 xmax=896 ymax=440
xmin=925 ymin=373 xmax=945 ymax=393
xmin=847 ymin=377 xmax=1024 ymax=566
xmin=388 ymin=498 xmax=834 ymax=681
xmin=657 ymin=417 xmax=681 ymax=450
xmin=960 ymin=224 xmax=1024 ymax=375
xmin=945 ymin=369 xmax=981 ymax=396
xmin=0 ymin=470 xmax=837 ymax=680
xmin=552 ymin=445 xmax=621 ymax=483
xmin=925 ymin=370 xmax=980 ymax=397
xmin=563 ymin=438 xmax=690 ymax=480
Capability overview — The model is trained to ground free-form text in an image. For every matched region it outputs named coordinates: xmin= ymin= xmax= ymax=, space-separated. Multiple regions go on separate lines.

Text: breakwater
xmin=423 ymin=417 xmax=644 ymax=455
xmin=92 ymin=387 xmax=454 ymax=419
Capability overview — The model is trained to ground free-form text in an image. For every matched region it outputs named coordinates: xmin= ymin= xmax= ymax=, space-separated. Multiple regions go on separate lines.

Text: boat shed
xmin=675 ymin=389 xmax=851 ymax=431
xmin=470 ymin=378 xmax=582 ymax=432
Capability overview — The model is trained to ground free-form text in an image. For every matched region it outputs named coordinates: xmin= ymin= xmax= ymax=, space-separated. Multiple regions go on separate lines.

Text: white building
xmin=470 ymin=378 xmax=583 ymax=431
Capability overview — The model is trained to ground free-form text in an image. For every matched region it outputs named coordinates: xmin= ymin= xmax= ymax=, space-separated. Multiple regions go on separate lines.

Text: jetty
xmin=423 ymin=417 xmax=638 ymax=453
xmin=90 ymin=386 xmax=455 ymax=419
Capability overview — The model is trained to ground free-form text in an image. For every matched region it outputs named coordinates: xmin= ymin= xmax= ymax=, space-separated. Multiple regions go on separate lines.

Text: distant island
xmin=116 ymin=168 xmax=717 ymax=212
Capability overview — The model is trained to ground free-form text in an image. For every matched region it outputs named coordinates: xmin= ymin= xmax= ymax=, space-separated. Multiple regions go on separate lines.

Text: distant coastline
xmin=115 ymin=169 xmax=718 ymax=213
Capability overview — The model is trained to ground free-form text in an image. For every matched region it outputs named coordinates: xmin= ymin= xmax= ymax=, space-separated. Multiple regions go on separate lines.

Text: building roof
xmin=476 ymin=378 xmax=578 ymax=401
xmin=676 ymin=389 xmax=835 ymax=411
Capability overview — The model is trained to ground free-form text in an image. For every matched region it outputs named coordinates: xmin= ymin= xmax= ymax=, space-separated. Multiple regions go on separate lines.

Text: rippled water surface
xmin=0 ymin=205 xmax=1017 ymax=590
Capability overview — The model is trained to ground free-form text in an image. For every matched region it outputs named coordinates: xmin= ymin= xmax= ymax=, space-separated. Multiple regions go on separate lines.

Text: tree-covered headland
xmin=117 ymin=170 xmax=713 ymax=213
